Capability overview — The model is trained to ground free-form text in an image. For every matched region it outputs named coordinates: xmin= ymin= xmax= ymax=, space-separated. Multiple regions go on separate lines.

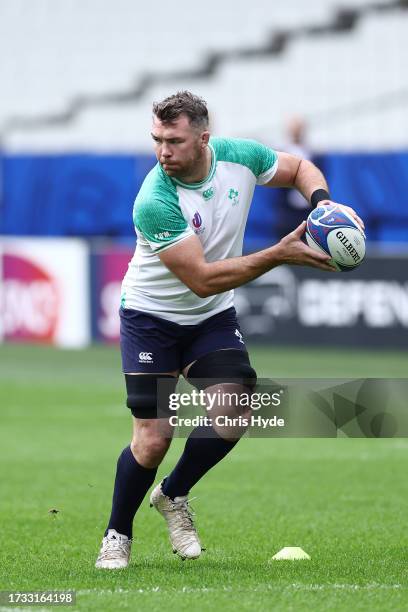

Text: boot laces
xmin=99 ymin=535 xmax=130 ymax=560
xmin=170 ymin=497 xmax=197 ymax=532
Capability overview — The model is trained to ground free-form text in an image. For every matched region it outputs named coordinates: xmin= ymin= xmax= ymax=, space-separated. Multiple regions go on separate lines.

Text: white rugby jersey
xmin=121 ymin=137 xmax=278 ymax=324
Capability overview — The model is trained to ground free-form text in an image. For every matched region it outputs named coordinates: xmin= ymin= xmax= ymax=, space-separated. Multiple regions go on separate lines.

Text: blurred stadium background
xmin=1 ymin=2 xmax=408 ymax=610
xmin=0 ymin=0 xmax=407 ymax=349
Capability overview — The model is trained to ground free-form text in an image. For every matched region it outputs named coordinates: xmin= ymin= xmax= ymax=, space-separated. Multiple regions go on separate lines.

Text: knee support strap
xmin=187 ymin=349 xmax=257 ymax=391
xmin=125 ymin=374 xmax=177 ymax=419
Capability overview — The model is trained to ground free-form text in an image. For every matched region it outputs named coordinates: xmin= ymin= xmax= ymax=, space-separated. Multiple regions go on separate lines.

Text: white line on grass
xmin=288 ymin=583 xmax=402 ymax=592
xmin=77 ymin=583 xmax=403 ymax=596
xmin=0 ymin=608 xmax=50 ymax=612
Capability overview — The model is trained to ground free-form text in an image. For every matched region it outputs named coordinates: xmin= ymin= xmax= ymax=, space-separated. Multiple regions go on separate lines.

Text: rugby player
xmin=96 ymin=91 xmax=363 ymax=568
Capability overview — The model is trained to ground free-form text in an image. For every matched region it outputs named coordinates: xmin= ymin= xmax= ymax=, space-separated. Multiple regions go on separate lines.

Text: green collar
xmin=170 ymin=144 xmax=216 ymax=190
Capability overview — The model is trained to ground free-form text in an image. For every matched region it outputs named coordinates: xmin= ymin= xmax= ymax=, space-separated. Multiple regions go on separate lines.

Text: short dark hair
xmin=152 ymin=91 xmax=209 ymax=129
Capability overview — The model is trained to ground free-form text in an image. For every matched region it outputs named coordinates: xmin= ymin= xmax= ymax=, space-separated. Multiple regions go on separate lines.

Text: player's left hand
xmin=319 ymin=200 xmax=365 ymax=233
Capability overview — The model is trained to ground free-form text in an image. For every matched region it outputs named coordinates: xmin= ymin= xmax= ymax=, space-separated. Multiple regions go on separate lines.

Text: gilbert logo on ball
xmin=305 ymin=204 xmax=366 ymax=271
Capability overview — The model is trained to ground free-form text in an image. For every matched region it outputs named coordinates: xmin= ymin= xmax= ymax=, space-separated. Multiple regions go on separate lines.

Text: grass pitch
xmin=1 ymin=344 xmax=407 ymax=611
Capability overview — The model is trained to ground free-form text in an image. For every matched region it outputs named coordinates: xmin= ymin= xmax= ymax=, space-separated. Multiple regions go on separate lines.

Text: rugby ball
xmin=305 ymin=204 xmax=366 ymax=271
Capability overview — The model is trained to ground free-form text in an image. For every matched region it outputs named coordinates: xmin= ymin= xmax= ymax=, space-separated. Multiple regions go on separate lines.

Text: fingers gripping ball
xmin=306 ymin=205 xmax=366 ymax=271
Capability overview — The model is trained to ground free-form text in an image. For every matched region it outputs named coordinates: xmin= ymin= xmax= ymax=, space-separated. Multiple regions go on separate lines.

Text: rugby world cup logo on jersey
xmin=192 ymin=211 xmax=205 ymax=235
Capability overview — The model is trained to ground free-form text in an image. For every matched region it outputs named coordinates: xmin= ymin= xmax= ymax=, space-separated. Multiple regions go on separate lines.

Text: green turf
xmin=1 ymin=344 xmax=407 ymax=611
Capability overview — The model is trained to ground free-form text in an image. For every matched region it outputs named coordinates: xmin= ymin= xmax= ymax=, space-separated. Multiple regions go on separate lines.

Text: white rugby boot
xmin=95 ymin=529 xmax=131 ymax=569
xmin=150 ymin=482 xmax=202 ymax=559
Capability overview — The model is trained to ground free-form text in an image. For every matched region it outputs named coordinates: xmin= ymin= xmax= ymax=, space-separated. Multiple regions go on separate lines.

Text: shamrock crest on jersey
xmin=228 ymin=188 xmax=240 ymax=206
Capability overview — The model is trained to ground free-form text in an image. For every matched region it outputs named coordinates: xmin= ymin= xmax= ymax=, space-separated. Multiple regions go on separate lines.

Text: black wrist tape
xmin=310 ymin=189 xmax=330 ymax=209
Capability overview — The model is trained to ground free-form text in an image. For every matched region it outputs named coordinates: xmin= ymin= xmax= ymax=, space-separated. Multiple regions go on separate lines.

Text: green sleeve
xmin=211 ymin=137 xmax=278 ymax=183
xmin=134 ymin=197 xmax=192 ymax=252
xmin=133 ymin=165 xmax=193 ymax=252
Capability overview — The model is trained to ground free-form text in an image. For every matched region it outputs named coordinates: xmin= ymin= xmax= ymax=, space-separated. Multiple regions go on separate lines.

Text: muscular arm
xmin=268 ymin=152 xmax=365 ymax=228
xmin=266 ymin=151 xmax=328 ymax=200
xmin=159 ymin=223 xmax=334 ymax=299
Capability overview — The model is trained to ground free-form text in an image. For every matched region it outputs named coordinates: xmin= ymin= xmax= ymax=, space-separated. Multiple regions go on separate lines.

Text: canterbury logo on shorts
xmin=139 ymin=352 xmax=153 ymax=363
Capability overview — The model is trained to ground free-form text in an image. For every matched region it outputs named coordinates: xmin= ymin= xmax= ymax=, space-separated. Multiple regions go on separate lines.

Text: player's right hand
xmin=277 ymin=221 xmax=337 ymax=272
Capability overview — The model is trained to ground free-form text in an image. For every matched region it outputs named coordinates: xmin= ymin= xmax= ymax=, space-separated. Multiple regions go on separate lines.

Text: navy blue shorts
xmin=120 ymin=306 xmax=246 ymax=373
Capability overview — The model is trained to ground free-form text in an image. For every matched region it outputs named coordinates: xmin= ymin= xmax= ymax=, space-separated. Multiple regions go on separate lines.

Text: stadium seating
xmin=1 ymin=0 xmax=406 ymax=150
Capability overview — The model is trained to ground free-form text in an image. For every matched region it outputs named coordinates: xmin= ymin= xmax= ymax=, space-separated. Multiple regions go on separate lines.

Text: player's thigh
xmin=120 ymin=307 xmax=181 ymax=374
xmin=181 ymin=308 xmax=257 ymax=419
xmin=182 ymin=309 xmax=256 ymax=439
xmin=120 ymin=307 xmax=183 ymax=419
xmin=181 ymin=306 xmax=249 ymax=378
xmin=125 ymin=371 xmax=179 ymax=420
xmin=184 ymin=348 xmax=257 ymax=422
